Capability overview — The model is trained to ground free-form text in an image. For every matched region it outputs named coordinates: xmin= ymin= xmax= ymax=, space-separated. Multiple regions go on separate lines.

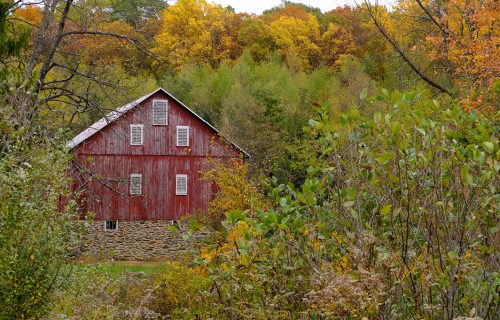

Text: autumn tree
xmin=238 ymin=18 xmax=274 ymax=62
xmin=367 ymin=0 xmax=499 ymax=111
xmin=110 ymin=0 xmax=168 ymax=29
xmin=153 ymin=0 xmax=240 ymax=71
xmin=268 ymin=13 xmax=321 ymax=71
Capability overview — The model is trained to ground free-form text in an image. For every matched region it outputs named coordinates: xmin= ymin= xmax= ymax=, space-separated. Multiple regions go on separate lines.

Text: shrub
xmin=0 ymin=140 xmax=80 ymax=319
xmin=0 ymin=73 xmax=81 ymax=318
xmin=49 ymin=266 xmax=158 ymax=320
xmin=196 ymin=89 xmax=499 ymax=319
xmin=150 ymin=262 xmax=214 ymax=318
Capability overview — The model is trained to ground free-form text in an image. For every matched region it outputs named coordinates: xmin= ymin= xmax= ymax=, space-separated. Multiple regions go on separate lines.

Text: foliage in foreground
xmin=195 ymin=91 xmax=499 ymax=319
xmin=0 ymin=108 xmax=80 ymax=319
xmin=0 ymin=4 xmax=82 ymax=318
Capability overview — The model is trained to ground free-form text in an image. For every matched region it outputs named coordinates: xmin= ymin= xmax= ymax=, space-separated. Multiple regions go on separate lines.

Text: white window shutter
xmin=130 ymin=174 xmax=142 ymax=195
xmin=176 ymin=174 xmax=187 ymax=195
xmin=153 ymin=100 xmax=168 ymax=125
xmin=130 ymin=124 xmax=143 ymax=145
xmin=176 ymin=126 xmax=189 ymax=146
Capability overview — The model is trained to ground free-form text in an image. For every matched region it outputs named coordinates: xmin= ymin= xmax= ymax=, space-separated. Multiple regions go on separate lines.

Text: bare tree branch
xmin=36 ymin=0 xmax=74 ymax=92
xmin=61 ymin=31 xmax=157 ymax=59
xmin=365 ymin=1 xmax=451 ymax=95
xmin=23 ymin=0 xmax=60 ymax=82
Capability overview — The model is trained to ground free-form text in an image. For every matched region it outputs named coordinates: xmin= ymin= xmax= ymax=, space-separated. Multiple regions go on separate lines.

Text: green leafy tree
xmin=110 ymin=0 xmax=168 ymax=29
xmin=0 ymin=4 xmax=81 ymax=318
xmin=196 ymin=89 xmax=499 ymax=319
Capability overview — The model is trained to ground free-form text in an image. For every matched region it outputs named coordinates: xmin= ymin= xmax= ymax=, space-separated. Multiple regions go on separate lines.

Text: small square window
xmin=130 ymin=124 xmax=143 ymax=145
xmin=104 ymin=220 xmax=118 ymax=231
xmin=153 ymin=100 xmax=168 ymax=125
xmin=176 ymin=174 xmax=187 ymax=195
xmin=130 ymin=174 xmax=142 ymax=195
xmin=176 ymin=126 xmax=189 ymax=146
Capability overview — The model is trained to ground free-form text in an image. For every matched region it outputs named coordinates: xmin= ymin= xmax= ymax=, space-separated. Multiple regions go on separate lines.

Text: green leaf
xmin=447 ymin=251 xmax=460 ymax=264
xmin=359 ymin=88 xmax=368 ymax=100
xmin=380 ymin=204 xmax=392 ymax=215
xmin=391 ymin=121 xmax=402 ymax=135
xmin=308 ymin=119 xmax=319 ymax=128
xmin=460 ymin=167 xmax=473 ymax=185
xmin=343 ymin=201 xmax=355 ymax=208
xmin=482 ymin=141 xmax=494 ymax=153
xmin=375 ymin=152 xmax=393 ymax=165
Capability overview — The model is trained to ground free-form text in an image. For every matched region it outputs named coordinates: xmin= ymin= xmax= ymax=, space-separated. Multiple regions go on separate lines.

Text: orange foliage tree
xmin=371 ymin=0 xmax=499 ymax=111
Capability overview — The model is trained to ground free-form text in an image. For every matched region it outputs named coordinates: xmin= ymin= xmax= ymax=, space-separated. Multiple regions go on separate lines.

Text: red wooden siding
xmin=71 ymin=90 xmax=243 ymax=221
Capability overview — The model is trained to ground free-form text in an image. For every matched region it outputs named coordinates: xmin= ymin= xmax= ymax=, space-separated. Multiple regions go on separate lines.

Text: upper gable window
xmin=153 ymin=100 xmax=168 ymax=125
xmin=130 ymin=124 xmax=143 ymax=145
xmin=176 ymin=126 xmax=189 ymax=146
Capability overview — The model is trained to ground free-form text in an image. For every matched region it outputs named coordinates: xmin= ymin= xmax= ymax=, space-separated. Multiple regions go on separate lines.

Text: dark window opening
xmin=105 ymin=220 xmax=118 ymax=230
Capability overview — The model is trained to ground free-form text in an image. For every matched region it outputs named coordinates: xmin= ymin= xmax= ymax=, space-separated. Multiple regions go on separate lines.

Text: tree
xmin=110 ymin=0 xmax=168 ymax=29
xmin=238 ymin=18 xmax=274 ymax=62
xmin=0 ymin=4 xmax=80 ymax=318
xmin=0 ymin=1 xmax=30 ymax=80
xmin=366 ymin=0 xmax=499 ymax=112
xmin=153 ymin=0 xmax=240 ymax=71
xmin=196 ymin=89 xmax=499 ymax=319
xmin=268 ymin=13 xmax=321 ymax=71
xmin=8 ymin=0 xmax=157 ymax=133
xmin=320 ymin=22 xmax=356 ymax=67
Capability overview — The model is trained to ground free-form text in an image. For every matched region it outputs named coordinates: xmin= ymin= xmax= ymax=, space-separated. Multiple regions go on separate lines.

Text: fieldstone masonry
xmin=80 ymin=220 xmax=208 ymax=261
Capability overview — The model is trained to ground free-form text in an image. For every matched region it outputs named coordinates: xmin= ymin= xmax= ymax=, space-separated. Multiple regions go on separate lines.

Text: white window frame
xmin=104 ymin=220 xmax=118 ymax=231
xmin=176 ymin=174 xmax=188 ymax=196
xmin=152 ymin=99 xmax=168 ymax=125
xmin=130 ymin=124 xmax=144 ymax=146
xmin=130 ymin=174 xmax=142 ymax=195
xmin=176 ymin=126 xmax=189 ymax=147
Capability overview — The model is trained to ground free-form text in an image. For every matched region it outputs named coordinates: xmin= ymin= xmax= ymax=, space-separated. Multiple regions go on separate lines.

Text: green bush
xmin=0 ymin=140 xmax=81 ymax=319
xmin=150 ymin=262 xmax=215 ymax=319
xmin=196 ymin=89 xmax=499 ymax=319
xmin=0 ymin=84 xmax=81 ymax=319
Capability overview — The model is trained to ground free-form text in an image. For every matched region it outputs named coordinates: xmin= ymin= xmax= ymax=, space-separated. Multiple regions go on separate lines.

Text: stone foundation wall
xmin=80 ymin=220 xmax=207 ymax=261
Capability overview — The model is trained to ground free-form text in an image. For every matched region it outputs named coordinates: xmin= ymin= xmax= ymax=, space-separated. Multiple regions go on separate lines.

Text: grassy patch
xmin=75 ymin=261 xmax=167 ymax=277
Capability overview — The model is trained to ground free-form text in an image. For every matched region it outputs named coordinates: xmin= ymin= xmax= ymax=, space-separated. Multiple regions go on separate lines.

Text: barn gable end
xmin=70 ymin=88 xmax=246 ymax=221
xmin=69 ymin=88 xmax=249 ymax=157
xmin=70 ymin=88 xmax=247 ymax=260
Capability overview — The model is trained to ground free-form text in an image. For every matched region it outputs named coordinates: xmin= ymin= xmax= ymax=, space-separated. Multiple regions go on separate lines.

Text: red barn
xmin=69 ymin=88 xmax=248 ymax=260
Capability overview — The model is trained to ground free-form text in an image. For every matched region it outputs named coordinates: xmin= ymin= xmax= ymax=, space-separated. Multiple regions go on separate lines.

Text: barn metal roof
xmin=67 ymin=87 xmax=250 ymax=157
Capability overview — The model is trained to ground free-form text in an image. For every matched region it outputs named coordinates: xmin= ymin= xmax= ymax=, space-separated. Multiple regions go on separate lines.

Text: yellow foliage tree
xmin=202 ymin=159 xmax=269 ymax=220
xmin=424 ymin=0 xmax=499 ymax=111
xmin=320 ymin=23 xmax=356 ymax=68
xmin=153 ymin=0 xmax=238 ymax=71
xmin=268 ymin=13 xmax=321 ymax=71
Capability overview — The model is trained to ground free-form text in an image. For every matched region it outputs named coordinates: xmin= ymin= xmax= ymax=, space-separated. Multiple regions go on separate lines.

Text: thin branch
xmin=365 ymin=1 xmax=451 ymax=95
xmin=61 ymin=31 xmax=157 ymax=60
xmin=414 ymin=0 xmax=452 ymax=39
